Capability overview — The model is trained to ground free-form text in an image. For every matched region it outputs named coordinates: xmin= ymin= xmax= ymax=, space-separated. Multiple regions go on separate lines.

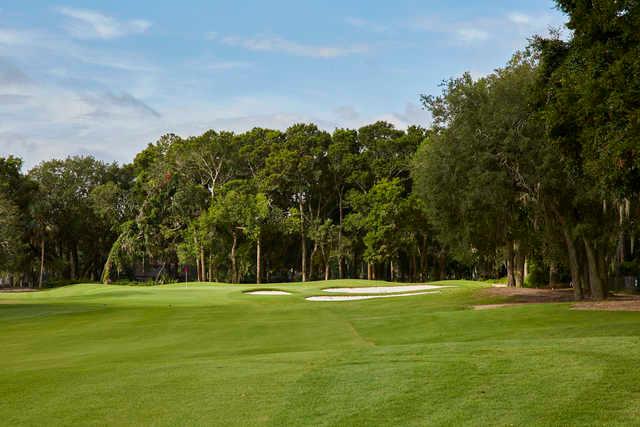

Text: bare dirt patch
xmin=480 ymin=287 xmax=575 ymax=303
xmin=473 ymin=286 xmax=640 ymax=311
xmin=572 ymin=296 xmax=640 ymax=312
xmin=472 ymin=287 xmax=575 ymax=310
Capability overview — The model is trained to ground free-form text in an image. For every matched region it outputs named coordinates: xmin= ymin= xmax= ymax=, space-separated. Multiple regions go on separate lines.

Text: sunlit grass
xmin=1 ymin=280 xmax=639 ymax=426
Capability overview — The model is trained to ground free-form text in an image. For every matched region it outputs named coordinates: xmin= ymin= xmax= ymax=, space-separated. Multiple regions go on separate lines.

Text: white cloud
xmin=455 ymin=28 xmax=489 ymax=42
xmin=388 ymin=102 xmax=430 ymax=128
xmin=0 ymin=68 xmax=431 ymax=169
xmin=506 ymin=11 xmax=567 ymax=36
xmin=219 ymin=35 xmax=369 ymax=58
xmin=330 ymin=102 xmax=430 ymax=130
xmin=411 ymin=11 xmax=566 ymax=46
xmin=67 ymin=46 xmax=157 ymax=71
xmin=57 ymin=7 xmax=151 ymax=40
xmin=411 ymin=17 xmax=490 ymax=44
xmin=0 ymin=58 xmax=164 ymax=169
xmin=0 ymin=26 xmax=156 ymax=72
xmin=508 ymin=12 xmax=531 ymax=25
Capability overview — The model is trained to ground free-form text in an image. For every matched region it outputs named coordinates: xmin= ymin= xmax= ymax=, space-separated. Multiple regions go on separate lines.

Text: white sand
xmin=306 ymin=291 xmax=439 ymax=302
xmin=245 ymin=290 xmax=291 ymax=295
xmin=322 ymin=284 xmax=448 ymax=294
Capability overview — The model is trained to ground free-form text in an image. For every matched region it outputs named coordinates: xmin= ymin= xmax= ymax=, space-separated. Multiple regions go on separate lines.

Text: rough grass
xmin=1 ymin=280 xmax=640 ymax=426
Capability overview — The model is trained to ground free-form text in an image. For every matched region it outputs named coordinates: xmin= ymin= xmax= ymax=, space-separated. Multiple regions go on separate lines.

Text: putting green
xmin=1 ymin=280 xmax=640 ymax=426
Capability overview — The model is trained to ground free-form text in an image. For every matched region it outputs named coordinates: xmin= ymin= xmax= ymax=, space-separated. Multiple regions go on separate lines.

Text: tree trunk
xmin=155 ymin=262 xmax=166 ymax=282
xmin=390 ymin=260 xmax=395 ymax=282
xmin=256 ymin=237 xmax=261 ymax=284
xmin=506 ymin=242 xmax=516 ymax=287
xmin=266 ymin=259 xmax=270 ymax=283
xmin=338 ymin=193 xmax=344 ymax=279
xmin=200 ymin=246 xmax=206 ymax=283
xmin=559 ymin=223 xmax=583 ymax=299
xmin=514 ymin=244 xmax=525 ymax=288
xmin=194 ymin=235 xmax=201 ymax=282
xmin=583 ymin=238 xmax=605 ymax=300
xmin=39 ymin=238 xmax=45 ymax=289
xmin=324 ymin=262 xmax=330 ymax=281
xmin=367 ymin=262 xmax=373 ymax=280
xmin=70 ymin=244 xmax=78 ymax=281
xmin=599 ymin=255 xmax=610 ymax=295
xmin=309 ymin=242 xmax=318 ymax=282
xmin=549 ymin=263 xmax=560 ymax=288
xmin=419 ymin=243 xmax=428 ymax=281
xmin=438 ymin=253 xmax=446 ymax=281
xmin=410 ymin=254 xmax=416 ymax=283
xmin=299 ymin=199 xmax=306 ymax=282
xmin=231 ymin=230 xmax=238 ymax=284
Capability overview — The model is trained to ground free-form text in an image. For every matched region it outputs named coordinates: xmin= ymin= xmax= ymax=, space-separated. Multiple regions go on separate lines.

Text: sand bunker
xmin=245 ymin=290 xmax=291 ymax=296
xmin=306 ymin=291 xmax=439 ymax=302
xmin=322 ymin=284 xmax=448 ymax=294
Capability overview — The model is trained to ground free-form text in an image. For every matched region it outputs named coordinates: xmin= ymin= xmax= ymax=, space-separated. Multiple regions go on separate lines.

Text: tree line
xmin=0 ymin=123 xmax=442 ymax=287
xmin=0 ymin=1 xmax=638 ymax=300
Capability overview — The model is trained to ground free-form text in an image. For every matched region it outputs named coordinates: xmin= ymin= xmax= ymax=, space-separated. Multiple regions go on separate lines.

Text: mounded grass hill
xmin=1 ymin=280 xmax=640 ymax=426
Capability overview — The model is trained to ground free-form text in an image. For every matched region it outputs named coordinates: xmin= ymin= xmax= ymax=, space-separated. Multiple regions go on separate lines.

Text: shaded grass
xmin=1 ymin=280 xmax=640 ymax=426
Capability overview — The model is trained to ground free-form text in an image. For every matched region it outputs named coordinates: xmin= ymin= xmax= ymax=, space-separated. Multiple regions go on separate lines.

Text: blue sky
xmin=0 ymin=1 xmax=567 ymax=168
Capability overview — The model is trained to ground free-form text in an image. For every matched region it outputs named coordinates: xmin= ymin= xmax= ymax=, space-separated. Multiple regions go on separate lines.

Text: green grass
xmin=1 ymin=280 xmax=640 ymax=426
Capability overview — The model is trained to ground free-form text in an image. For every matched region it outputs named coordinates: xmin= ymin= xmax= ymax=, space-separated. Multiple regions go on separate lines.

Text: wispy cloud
xmin=88 ymin=91 xmax=161 ymax=118
xmin=0 ymin=28 xmax=35 ymax=45
xmin=0 ymin=58 xmax=164 ymax=168
xmin=330 ymin=102 xmax=429 ymax=129
xmin=202 ymin=60 xmax=252 ymax=71
xmin=0 ymin=57 xmax=31 ymax=86
xmin=0 ymin=25 xmax=156 ymax=72
xmin=389 ymin=102 xmax=429 ymax=128
xmin=344 ymin=17 xmax=388 ymax=33
xmin=503 ymin=11 xmax=569 ymax=44
xmin=455 ymin=28 xmax=489 ymax=42
xmin=506 ymin=11 xmax=567 ymax=34
xmin=333 ymin=105 xmax=360 ymax=121
xmin=215 ymin=34 xmax=369 ymax=58
xmin=411 ymin=11 xmax=566 ymax=45
xmin=57 ymin=7 xmax=151 ymax=40
xmin=410 ymin=17 xmax=490 ymax=44
xmin=507 ymin=12 xmax=531 ymax=25
xmin=0 ymin=60 xmax=160 ymax=123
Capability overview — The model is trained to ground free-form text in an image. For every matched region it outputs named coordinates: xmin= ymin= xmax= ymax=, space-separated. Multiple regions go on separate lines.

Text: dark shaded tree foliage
xmin=0 ymin=121 xmax=448 ymax=287
xmin=412 ymin=1 xmax=640 ymax=300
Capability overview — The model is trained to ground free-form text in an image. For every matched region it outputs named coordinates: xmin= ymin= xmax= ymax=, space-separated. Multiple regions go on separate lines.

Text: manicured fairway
xmin=1 ymin=280 xmax=640 ymax=426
